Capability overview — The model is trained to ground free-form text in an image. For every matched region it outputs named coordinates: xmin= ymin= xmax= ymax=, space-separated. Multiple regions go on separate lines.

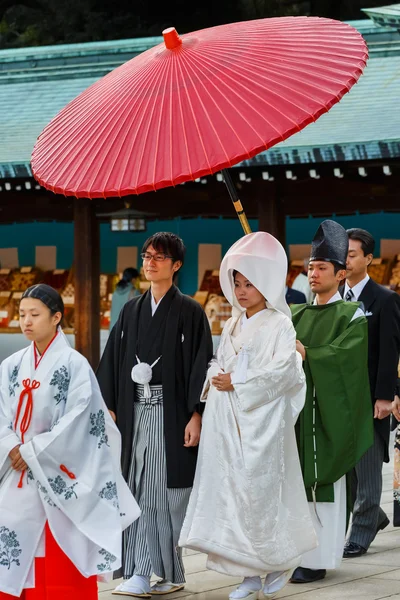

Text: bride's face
xmin=233 ymin=272 xmax=265 ymax=310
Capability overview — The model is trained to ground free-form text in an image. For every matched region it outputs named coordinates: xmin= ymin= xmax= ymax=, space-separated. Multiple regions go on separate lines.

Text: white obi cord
xmin=231 ymin=346 xmax=249 ymax=385
xmin=131 ymin=355 xmax=162 ymax=398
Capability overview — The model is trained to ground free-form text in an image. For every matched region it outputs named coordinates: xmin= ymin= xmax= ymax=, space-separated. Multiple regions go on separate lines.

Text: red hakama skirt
xmin=0 ymin=524 xmax=98 ymax=599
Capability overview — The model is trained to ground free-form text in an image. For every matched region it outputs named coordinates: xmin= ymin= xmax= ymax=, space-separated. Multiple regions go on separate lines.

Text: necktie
xmin=345 ymin=289 xmax=354 ymax=302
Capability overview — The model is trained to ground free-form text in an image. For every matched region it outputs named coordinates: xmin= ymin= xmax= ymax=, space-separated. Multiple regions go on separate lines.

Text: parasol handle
xmin=221 ymin=169 xmax=252 ymax=235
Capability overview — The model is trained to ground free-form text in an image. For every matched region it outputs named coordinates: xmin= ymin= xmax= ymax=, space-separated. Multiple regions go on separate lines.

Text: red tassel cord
xmin=13 ymin=335 xmax=58 ymax=489
xmin=60 ymin=464 xmax=76 ymax=479
xmin=14 ymin=378 xmax=40 ymax=487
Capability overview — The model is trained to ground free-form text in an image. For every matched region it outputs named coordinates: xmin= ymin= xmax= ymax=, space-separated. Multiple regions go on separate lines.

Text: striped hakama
xmin=124 ymin=384 xmax=191 ymax=583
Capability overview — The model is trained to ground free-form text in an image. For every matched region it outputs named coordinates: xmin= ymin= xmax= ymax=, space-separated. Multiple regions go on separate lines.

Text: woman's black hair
xmin=116 ymin=267 xmax=139 ymax=289
xmin=232 ymin=269 xmax=238 ymax=280
xmin=21 ymin=284 xmax=64 ymax=317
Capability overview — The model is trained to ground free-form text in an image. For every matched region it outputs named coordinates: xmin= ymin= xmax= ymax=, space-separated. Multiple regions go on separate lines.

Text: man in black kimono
xmin=97 ymin=232 xmax=213 ymax=598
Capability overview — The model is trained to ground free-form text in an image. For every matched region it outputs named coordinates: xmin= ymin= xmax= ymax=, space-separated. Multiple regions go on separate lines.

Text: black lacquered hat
xmin=310 ymin=220 xmax=348 ymax=268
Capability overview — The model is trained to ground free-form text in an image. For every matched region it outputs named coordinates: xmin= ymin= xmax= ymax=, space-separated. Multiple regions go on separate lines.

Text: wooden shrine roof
xmin=0 ymin=160 xmax=399 ymax=224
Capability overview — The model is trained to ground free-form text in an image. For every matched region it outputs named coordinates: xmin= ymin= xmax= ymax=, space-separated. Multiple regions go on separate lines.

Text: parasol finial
xmin=163 ymin=27 xmax=182 ymax=50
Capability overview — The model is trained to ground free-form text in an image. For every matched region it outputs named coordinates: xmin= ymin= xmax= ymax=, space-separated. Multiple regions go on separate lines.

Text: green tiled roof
xmin=243 ymin=53 xmax=400 ymax=166
xmin=1 ymin=18 xmax=400 ymax=177
xmin=362 ymin=4 xmax=400 ymax=27
xmin=0 ymin=37 xmax=163 ymax=84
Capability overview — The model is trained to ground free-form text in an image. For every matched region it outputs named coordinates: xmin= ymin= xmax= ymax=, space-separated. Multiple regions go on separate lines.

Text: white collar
xmin=240 ymin=308 xmax=269 ymax=329
xmin=344 ymin=274 xmax=370 ymax=301
xmin=151 ymin=293 xmax=165 ymax=316
xmin=314 ymin=291 xmax=342 ymax=306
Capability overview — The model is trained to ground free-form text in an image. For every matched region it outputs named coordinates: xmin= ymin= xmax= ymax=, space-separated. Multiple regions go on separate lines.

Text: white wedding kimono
xmin=0 ymin=331 xmax=140 ymax=597
xmin=179 ymin=308 xmax=317 ymax=576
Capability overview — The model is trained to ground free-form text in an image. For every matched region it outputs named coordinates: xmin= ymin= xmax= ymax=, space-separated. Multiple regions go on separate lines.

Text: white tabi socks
xmin=229 ymin=576 xmax=262 ymax=600
xmin=263 ymin=570 xmax=294 ymax=599
xmin=113 ymin=574 xmax=151 ymax=597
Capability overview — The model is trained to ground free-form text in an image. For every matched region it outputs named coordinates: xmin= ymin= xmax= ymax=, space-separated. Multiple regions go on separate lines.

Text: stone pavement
xmin=99 ymin=458 xmax=400 ymax=600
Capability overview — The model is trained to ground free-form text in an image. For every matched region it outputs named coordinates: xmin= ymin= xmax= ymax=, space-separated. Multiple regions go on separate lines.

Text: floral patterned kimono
xmin=0 ymin=331 xmax=140 ymax=598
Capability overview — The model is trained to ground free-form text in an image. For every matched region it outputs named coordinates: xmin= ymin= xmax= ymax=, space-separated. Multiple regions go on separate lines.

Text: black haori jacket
xmin=97 ymin=285 xmax=213 ymax=488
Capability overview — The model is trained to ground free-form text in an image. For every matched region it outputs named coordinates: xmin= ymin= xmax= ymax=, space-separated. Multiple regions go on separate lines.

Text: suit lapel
xmin=358 ymin=279 xmax=378 ymax=312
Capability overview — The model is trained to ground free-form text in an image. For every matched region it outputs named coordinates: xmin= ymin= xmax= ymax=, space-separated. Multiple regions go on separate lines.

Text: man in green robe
xmin=290 ymin=220 xmax=373 ymax=584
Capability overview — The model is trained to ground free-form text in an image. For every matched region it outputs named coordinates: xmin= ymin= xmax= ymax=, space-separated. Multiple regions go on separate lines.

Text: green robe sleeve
xmin=300 ymin=316 xmax=374 ymax=500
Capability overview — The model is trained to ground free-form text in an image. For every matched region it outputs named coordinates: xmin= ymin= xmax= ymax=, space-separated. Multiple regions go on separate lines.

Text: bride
xmin=179 ymin=232 xmax=317 ymax=599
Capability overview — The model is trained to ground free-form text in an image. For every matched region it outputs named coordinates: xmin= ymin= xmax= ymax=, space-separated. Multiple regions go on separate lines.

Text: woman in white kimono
xmin=179 ymin=232 xmax=317 ymax=600
xmin=0 ymin=284 xmax=140 ymax=599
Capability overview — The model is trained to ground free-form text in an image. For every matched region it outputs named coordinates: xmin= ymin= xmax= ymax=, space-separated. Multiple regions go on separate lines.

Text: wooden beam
xmin=73 ymin=198 xmax=100 ymax=367
xmin=1 ymin=169 xmax=400 ymax=223
xmin=257 ymin=185 xmax=286 ymax=246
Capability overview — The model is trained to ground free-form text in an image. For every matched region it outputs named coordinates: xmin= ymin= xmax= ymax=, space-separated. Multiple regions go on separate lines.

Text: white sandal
xmin=263 ymin=569 xmax=293 ymax=599
xmin=151 ymin=580 xmax=185 ymax=595
xmin=113 ymin=576 xmax=152 ymax=598
xmin=230 ymin=592 xmax=259 ymax=600
xmin=229 ymin=577 xmax=262 ymax=600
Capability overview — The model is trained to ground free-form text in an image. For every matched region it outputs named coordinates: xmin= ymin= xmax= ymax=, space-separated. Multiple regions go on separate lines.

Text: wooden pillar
xmin=257 ymin=185 xmax=286 ymax=247
xmin=73 ymin=198 xmax=100 ymax=367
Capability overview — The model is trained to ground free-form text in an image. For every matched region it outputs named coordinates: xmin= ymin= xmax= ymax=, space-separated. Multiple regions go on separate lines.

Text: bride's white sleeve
xmin=233 ymin=320 xmax=305 ymax=412
xmin=200 ymin=322 xmax=230 ymax=401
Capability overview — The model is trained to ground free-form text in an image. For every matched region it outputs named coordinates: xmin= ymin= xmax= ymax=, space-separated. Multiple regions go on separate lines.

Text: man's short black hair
xmin=142 ymin=232 xmax=186 ymax=266
xmin=346 ymin=228 xmax=375 ymax=257
xmin=332 ymin=261 xmax=346 ymax=276
xmin=309 ymin=260 xmax=346 ymax=275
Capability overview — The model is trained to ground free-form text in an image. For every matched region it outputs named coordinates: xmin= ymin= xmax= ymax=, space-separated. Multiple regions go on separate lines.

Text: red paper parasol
xmin=31 ymin=17 xmax=368 ymax=233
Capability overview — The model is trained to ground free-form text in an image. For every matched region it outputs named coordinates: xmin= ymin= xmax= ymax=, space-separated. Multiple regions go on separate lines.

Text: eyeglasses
xmin=141 ymin=252 xmax=174 ymax=262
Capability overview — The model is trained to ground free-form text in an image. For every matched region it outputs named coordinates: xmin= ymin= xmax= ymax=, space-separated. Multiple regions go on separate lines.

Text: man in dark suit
xmin=286 ymin=286 xmax=307 ymax=305
xmin=342 ymin=228 xmax=400 ymax=557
